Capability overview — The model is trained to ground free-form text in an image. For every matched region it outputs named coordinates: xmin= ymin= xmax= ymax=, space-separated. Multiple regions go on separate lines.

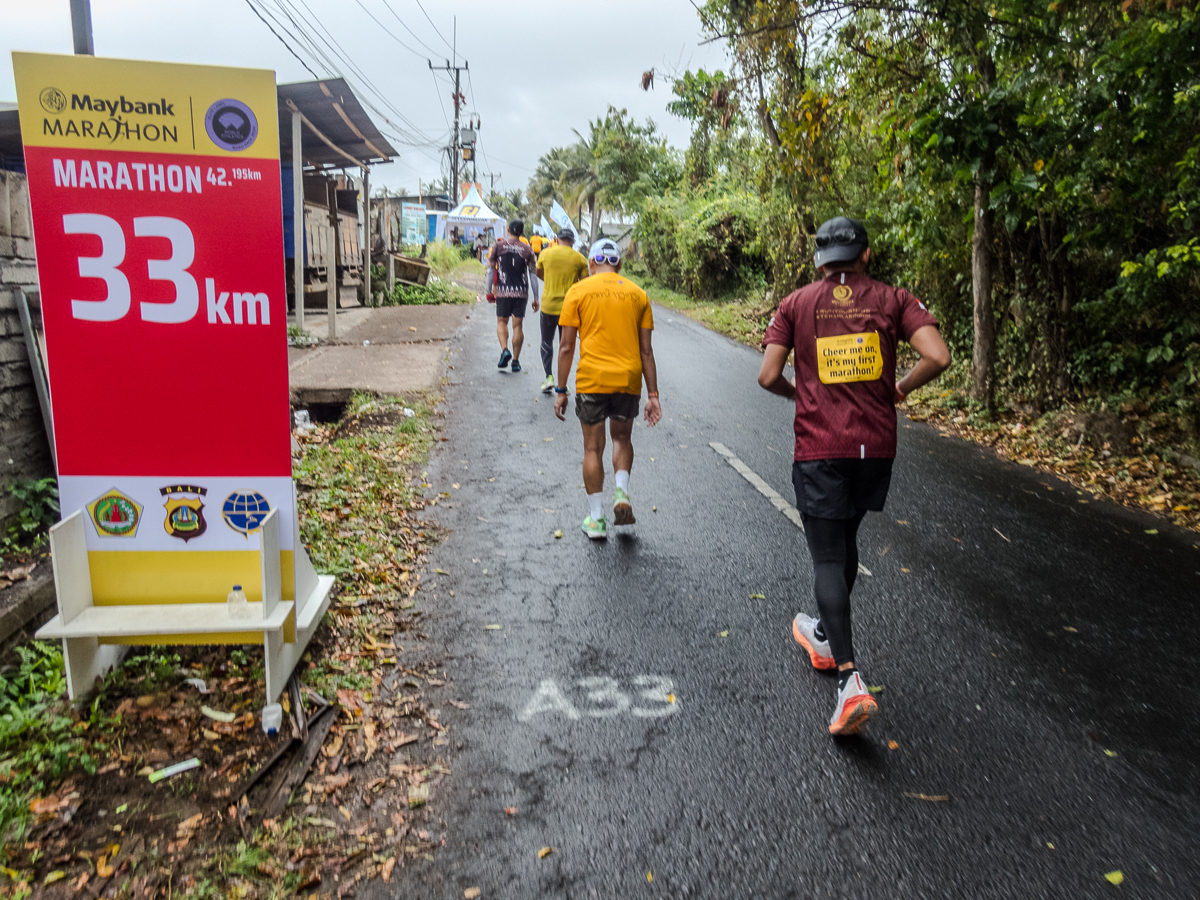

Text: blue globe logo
xmin=221 ymin=491 xmax=271 ymax=537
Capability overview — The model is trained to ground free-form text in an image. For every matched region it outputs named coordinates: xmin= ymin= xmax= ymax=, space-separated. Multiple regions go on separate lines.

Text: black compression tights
xmin=801 ymin=512 xmax=866 ymax=667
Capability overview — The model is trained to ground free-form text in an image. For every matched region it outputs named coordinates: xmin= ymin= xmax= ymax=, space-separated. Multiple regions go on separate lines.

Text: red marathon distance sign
xmin=12 ymin=53 xmax=289 ymax=480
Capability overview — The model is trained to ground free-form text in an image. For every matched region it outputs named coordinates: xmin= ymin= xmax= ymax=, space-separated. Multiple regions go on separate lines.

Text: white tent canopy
xmin=440 ymin=186 xmax=505 ymax=241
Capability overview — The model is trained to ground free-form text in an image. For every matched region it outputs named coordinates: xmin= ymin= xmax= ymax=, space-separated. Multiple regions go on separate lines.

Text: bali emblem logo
xmin=204 ymin=98 xmax=258 ymax=152
xmin=222 ymin=491 xmax=271 ymax=538
xmin=87 ymin=488 xmax=142 ymax=538
xmin=160 ymin=485 xmax=208 ymax=542
xmin=832 ymin=285 xmax=855 ymax=306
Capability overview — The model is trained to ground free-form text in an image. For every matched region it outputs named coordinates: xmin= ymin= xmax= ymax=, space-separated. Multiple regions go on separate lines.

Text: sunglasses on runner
xmin=591 ymin=251 xmax=621 ymax=266
xmin=814 ymin=228 xmax=861 ymax=248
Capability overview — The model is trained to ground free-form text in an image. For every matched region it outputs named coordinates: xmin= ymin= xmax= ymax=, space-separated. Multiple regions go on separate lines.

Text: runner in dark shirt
xmin=486 ymin=219 xmax=539 ymax=373
xmin=758 ymin=216 xmax=951 ymax=736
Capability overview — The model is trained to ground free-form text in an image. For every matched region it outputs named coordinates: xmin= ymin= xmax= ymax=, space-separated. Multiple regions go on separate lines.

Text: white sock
xmin=588 ymin=493 xmax=604 ymax=521
xmin=614 ymin=470 xmax=630 ymax=492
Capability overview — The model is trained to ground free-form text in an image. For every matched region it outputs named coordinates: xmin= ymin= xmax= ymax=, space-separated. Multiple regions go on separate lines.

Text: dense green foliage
xmin=2 ymin=478 xmax=58 ymax=553
xmin=626 ymin=0 xmax=1200 ymax=434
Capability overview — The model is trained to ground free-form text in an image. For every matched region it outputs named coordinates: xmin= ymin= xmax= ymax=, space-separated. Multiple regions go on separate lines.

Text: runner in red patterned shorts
xmin=757 ymin=216 xmax=951 ymax=736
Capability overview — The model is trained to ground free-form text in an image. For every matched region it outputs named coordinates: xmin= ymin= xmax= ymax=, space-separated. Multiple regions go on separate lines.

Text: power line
xmin=378 ymin=0 xmax=444 ymax=57
xmin=265 ymin=0 xmax=445 ymax=146
xmin=412 ymin=0 xmax=455 ymax=53
xmin=351 ymin=0 xmax=426 ymax=57
xmin=243 ymin=0 xmax=321 ymax=79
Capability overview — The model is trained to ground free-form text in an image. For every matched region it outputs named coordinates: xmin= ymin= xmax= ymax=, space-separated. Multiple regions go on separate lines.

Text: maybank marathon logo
xmin=39 ymin=87 xmax=67 ymax=114
xmin=39 ymin=87 xmax=180 ymax=146
xmin=205 ymin=99 xmax=257 ymax=152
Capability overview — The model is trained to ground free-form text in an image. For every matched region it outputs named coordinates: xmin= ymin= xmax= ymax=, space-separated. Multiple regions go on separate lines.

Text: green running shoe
xmin=612 ymin=487 xmax=635 ymax=526
xmin=540 ymin=375 xmax=554 ymax=393
xmin=580 ymin=515 xmax=608 ymax=541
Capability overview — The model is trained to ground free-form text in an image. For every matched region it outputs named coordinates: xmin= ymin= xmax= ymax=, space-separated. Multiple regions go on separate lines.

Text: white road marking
xmin=518 ymin=676 xmax=678 ymax=722
xmin=709 ymin=442 xmax=872 ymax=577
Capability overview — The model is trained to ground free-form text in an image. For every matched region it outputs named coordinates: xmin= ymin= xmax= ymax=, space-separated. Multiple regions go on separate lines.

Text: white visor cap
xmin=588 ymin=238 xmax=622 ymax=264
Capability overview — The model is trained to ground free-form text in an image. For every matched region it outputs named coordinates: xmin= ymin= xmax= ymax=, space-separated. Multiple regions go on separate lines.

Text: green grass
xmin=293 ymin=393 xmax=435 ymax=589
xmin=425 ymin=240 xmax=483 ymax=279
xmin=0 ymin=642 xmax=126 ymax=840
xmin=631 ymin=269 xmax=773 ymax=348
xmin=382 ymin=278 xmax=474 ymax=306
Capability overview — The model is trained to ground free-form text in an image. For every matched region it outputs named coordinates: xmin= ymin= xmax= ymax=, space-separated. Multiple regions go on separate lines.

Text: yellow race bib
xmin=816 ymin=332 xmax=883 ymax=384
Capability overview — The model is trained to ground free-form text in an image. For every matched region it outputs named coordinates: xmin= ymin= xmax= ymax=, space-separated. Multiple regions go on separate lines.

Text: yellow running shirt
xmin=559 ymin=272 xmax=654 ymax=395
xmin=537 ymin=244 xmax=589 ymax=316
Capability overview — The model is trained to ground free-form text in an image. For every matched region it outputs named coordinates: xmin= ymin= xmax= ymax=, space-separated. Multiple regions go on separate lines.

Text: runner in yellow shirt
xmin=554 ymin=238 xmax=661 ymax=540
xmin=535 ymin=228 xmax=589 ymax=393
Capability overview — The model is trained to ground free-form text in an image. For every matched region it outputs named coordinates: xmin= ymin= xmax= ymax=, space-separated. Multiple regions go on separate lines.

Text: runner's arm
xmin=897 ymin=325 xmax=951 ymax=399
xmin=554 ymin=326 xmax=578 ymax=421
xmin=757 ymin=344 xmax=796 ymax=400
xmin=639 ymin=328 xmax=661 ymax=426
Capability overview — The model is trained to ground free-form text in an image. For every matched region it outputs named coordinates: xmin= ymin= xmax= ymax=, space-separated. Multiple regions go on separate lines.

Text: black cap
xmin=556 ymin=227 xmax=575 ymax=242
xmin=508 ymin=219 xmax=524 ymax=237
xmin=813 ymin=216 xmax=868 ymax=268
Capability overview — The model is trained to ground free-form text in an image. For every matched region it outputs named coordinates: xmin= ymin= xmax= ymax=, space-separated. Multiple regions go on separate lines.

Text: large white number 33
xmin=133 ymin=217 xmax=198 ymax=324
xmin=63 ymin=214 xmax=198 ymax=323
xmin=63 ymin=213 xmax=130 ymax=322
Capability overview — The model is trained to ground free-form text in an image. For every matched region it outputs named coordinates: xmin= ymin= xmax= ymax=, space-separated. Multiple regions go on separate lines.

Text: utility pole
xmin=70 ymin=0 xmax=94 ymax=54
xmin=428 ymin=17 xmax=468 ymax=200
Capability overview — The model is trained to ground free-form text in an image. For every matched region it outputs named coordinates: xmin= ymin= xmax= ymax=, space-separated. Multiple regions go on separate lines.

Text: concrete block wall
xmin=0 ymin=170 xmax=53 ymax=532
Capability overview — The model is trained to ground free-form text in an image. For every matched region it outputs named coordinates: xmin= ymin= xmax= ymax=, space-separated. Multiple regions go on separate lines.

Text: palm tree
xmin=560 ymin=122 xmax=605 ymax=244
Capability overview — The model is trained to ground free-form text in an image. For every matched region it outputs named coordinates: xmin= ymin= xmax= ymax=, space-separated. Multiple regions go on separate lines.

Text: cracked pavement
xmin=366 ymin=298 xmax=1200 ymax=899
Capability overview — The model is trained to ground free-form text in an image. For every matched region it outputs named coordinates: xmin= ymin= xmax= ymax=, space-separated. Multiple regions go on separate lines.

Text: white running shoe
xmin=828 ymin=670 xmax=878 ymax=736
xmin=792 ymin=613 xmax=836 ymax=670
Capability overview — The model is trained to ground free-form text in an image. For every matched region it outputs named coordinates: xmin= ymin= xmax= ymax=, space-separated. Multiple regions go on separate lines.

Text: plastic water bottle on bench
xmin=227 ymin=584 xmax=251 ymax=620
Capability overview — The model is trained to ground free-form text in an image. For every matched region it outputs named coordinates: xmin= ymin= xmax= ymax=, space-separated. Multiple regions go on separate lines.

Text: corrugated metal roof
xmin=277 ymin=78 xmax=397 ymax=169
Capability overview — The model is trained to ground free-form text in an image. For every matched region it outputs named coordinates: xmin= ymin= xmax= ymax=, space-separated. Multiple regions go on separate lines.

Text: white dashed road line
xmin=709 ymin=441 xmax=872 ymax=576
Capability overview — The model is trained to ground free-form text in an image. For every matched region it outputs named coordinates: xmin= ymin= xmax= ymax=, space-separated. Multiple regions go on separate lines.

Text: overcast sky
xmin=1 ymin=0 xmax=729 ymax=198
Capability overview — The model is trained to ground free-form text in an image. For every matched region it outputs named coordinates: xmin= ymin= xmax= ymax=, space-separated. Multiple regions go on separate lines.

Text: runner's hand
xmin=894 ymin=382 xmax=907 ymax=404
xmin=644 ymin=396 xmax=662 ymax=426
xmin=532 ymin=298 xmax=540 ymax=313
xmin=486 ymin=293 xmax=496 ymax=304
xmin=554 ymin=392 xmax=568 ymax=421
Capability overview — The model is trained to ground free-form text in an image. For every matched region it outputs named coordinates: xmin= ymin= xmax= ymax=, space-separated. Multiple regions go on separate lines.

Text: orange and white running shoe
xmin=828 ymin=670 xmax=878 ymax=736
xmin=792 ymin=613 xmax=836 ymax=670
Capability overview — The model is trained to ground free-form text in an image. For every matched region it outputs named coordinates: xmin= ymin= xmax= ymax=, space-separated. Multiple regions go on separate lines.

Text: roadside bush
xmin=381 ymin=277 xmax=474 ymax=306
xmin=635 ymin=190 xmax=767 ymax=299
xmin=2 ymin=478 xmax=58 ymax=554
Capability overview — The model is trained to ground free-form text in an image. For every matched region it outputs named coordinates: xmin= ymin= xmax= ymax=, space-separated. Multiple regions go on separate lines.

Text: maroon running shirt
xmin=763 ymin=272 xmax=938 ymax=461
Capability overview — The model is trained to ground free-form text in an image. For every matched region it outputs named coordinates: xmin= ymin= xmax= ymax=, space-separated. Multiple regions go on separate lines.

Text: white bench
xmin=37 ymin=491 xmax=334 ymax=702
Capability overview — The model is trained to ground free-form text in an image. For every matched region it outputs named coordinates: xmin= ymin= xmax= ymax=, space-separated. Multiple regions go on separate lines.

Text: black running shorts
xmin=575 ymin=392 xmax=640 ymax=426
xmin=791 ymin=458 xmax=894 ymax=519
xmin=495 ymin=295 xmax=528 ymax=319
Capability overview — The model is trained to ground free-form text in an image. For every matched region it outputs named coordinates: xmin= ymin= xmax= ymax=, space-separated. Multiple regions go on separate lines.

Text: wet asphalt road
xmin=372 ymin=300 xmax=1200 ymax=899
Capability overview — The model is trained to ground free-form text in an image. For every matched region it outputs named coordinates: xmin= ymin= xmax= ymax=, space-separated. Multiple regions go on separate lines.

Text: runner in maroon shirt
xmin=758 ymin=216 xmax=951 ymax=736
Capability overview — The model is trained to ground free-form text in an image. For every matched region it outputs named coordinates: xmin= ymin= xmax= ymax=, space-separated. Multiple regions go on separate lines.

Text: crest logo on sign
xmin=87 ymin=488 xmax=142 ymax=538
xmin=222 ymin=491 xmax=271 ymax=537
xmin=160 ymin=485 xmax=208 ymax=542
xmin=204 ymin=99 xmax=258 ymax=152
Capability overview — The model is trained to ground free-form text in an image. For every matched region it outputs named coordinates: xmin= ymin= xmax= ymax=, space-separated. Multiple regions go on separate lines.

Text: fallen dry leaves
xmin=902 ymin=394 xmax=1200 ymax=534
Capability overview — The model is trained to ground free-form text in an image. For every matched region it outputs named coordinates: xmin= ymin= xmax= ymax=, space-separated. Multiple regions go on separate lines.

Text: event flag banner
xmin=550 ymin=199 xmax=586 ymax=250
xmin=12 ymin=52 xmax=297 ymax=609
